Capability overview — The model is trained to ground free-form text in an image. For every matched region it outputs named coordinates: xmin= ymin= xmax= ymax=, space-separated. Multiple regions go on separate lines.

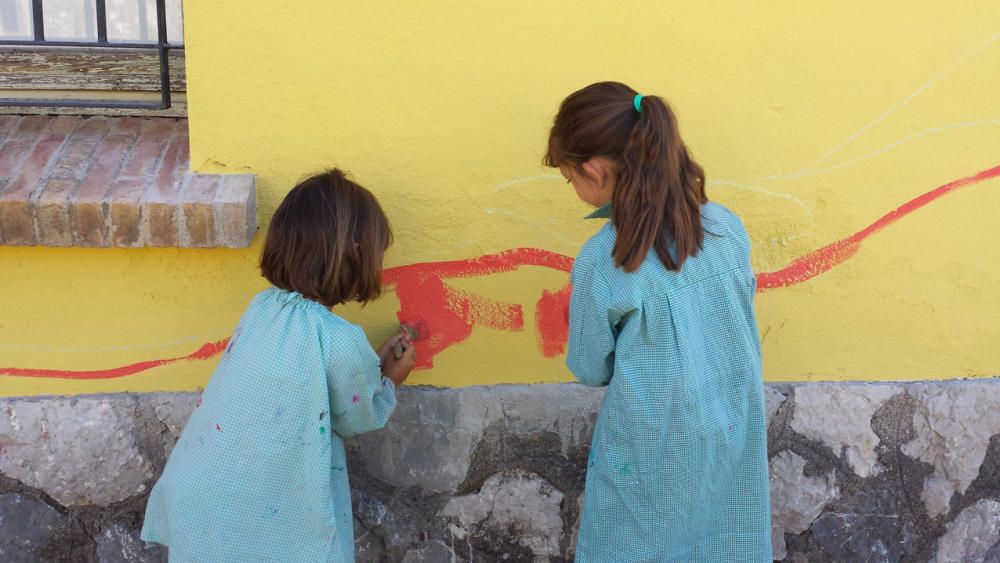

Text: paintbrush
xmin=392 ymin=324 xmax=420 ymax=359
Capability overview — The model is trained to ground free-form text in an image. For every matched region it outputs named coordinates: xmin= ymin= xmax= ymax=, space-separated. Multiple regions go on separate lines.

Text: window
xmin=0 ymin=0 xmax=185 ymax=114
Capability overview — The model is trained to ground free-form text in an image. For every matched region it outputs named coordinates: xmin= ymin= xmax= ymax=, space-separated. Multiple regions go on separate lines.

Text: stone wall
xmin=2 ymin=380 xmax=1000 ymax=562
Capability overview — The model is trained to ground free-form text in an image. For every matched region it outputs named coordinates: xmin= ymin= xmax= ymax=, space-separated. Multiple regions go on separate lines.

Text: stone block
xmin=936 ymin=499 xmax=1000 ymax=562
xmin=0 ymin=493 xmax=62 ymax=562
xmin=400 ymin=540 xmax=457 ymax=563
xmin=441 ymin=470 xmax=564 ymax=559
xmin=769 ymin=450 xmax=838 ymax=560
xmin=95 ymin=523 xmax=166 ymax=563
xmin=790 ymin=383 xmax=902 ymax=478
xmin=903 ymin=381 xmax=1000 ymax=518
xmin=0 ymin=397 xmax=153 ymax=507
xmin=353 ymin=384 xmax=602 ymax=493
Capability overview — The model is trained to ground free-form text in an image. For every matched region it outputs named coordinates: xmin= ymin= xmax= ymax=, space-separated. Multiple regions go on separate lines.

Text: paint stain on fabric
xmin=351 ymin=394 xmax=360 ymax=404
xmin=319 ymin=411 xmax=326 ymax=420
xmin=225 ymin=328 xmax=242 ymax=354
xmin=319 ymin=426 xmax=326 ymax=434
xmin=215 ymin=423 xmax=221 ymax=432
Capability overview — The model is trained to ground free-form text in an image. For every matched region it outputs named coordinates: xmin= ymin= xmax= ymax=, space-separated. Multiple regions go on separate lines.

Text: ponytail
xmin=545 ymin=82 xmax=707 ymax=272
xmin=615 ymin=95 xmax=706 ymax=271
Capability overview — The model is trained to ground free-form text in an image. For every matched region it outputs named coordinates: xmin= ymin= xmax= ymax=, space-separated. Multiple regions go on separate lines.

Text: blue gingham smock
xmin=141 ymin=288 xmax=396 ymax=562
xmin=569 ymin=203 xmax=771 ymax=562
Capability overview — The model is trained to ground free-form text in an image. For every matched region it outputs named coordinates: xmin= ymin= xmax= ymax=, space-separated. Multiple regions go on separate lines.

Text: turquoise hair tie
xmin=633 ymin=94 xmax=644 ymax=113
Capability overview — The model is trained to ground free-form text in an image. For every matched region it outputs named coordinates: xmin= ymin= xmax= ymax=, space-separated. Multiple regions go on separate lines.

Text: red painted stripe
xmin=0 ymin=340 xmax=228 ymax=380
xmin=382 ymin=246 xmax=573 ymax=284
xmin=756 ymin=164 xmax=1000 ymax=289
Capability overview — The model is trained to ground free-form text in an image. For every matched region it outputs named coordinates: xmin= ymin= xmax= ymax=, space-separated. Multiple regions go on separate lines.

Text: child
xmin=545 ymin=82 xmax=771 ymax=561
xmin=141 ymin=169 xmax=416 ymax=562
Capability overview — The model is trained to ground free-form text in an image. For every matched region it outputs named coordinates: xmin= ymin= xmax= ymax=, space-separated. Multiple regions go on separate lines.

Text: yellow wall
xmin=3 ymin=1 xmax=1000 ymax=396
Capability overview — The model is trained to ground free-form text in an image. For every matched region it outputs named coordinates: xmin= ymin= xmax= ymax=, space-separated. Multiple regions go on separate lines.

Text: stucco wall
xmin=3 ymin=2 xmax=1000 ymax=395
xmin=2 ymin=4 xmax=1000 ymax=561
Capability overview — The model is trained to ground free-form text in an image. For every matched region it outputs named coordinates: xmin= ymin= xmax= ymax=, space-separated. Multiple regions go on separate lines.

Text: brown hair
xmin=544 ymin=81 xmax=707 ymax=272
xmin=260 ymin=169 xmax=392 ymax=307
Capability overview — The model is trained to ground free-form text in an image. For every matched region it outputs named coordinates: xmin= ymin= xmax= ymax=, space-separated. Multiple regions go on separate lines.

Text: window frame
xmin=0 ymin=0 xmax=184 ymax=113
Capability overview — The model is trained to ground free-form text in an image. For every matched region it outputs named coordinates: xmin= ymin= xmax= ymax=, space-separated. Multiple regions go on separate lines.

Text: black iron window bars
xmin=0 ymin=0 xmax=182 ymax=110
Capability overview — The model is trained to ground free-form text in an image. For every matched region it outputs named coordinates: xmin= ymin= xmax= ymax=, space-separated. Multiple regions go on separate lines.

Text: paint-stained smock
xmin=142 ymin=287 xmax=396 ymax=562
xmin=569 ymin=203 xmax=772 ymax=562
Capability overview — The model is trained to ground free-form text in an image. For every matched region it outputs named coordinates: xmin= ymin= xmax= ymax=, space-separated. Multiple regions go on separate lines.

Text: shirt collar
xmin=585 ymin=203 xmax=612 ymax=219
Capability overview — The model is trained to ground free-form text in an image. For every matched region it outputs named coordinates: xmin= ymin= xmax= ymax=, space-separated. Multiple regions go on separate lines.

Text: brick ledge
xmin=0 ymin=115 xmax=256 ymax=248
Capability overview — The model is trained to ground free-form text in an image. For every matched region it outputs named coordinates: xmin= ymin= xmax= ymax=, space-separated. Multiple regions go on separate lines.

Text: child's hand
xmin=376 ymin=324 xmax=420 ymax=363
xmin=382 ymin=338 xmax=416 ymax=388
xmin=376 ymin=332 xmax=407 ymax=364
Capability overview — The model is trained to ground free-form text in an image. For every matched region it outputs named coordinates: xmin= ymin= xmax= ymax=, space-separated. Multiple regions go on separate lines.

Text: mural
xmin=2 ymin=3 xmax=999 ymax=396
xmin=5 ymin=161 xmax=999 ymax=382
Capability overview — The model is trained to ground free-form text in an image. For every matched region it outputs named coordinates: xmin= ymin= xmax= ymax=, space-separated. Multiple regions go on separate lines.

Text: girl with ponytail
xmin=546 ymin=82 xmax=771 ymax=561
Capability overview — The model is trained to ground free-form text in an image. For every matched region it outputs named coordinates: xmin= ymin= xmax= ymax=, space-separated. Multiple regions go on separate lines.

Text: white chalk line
xmin=494 ymin=171 xmax=814 ymax=217
xmin=488 ymin=113 xmax=1000 ymax=238
xmin=705 ymin=180 xmax=814 ymax=215
xmin=483 ymin=207 xmax=582 ymax=247
xmin=782 ymin=30 xmax=1000 ymax=177
xmin=726 ymin=118 xmax=1000 ymax=187
xmin=777 ymin=119 xmax=1000 ymax=181
xmin=493 ymin=173 xmax=563 ymax=192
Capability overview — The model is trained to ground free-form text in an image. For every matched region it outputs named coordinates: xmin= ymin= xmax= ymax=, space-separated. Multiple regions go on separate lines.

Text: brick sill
xmin=0 ymin=115 xmax=256 ymax=248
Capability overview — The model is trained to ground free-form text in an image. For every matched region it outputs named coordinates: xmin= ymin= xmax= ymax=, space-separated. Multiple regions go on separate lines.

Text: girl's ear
xmin=582 ymin=157 xmax=615 ymax=190
xmin=581 ymin=158 xmax=605 ymax=185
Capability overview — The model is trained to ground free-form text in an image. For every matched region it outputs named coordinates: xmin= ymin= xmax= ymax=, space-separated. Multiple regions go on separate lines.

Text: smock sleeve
xmin=327 ymin=326 xmax=397 ymax=439
xmin=566 ymin=256 xmax=631 ymax=388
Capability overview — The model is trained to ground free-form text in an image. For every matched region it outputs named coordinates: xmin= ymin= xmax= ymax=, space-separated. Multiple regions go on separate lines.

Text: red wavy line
xmin=382 ymin=247 xmax=573 ymax=283
xmin=0 ymin=340 xmax=228 ymax=380
xmin=3 ymin=164 xmax=997 ymax=380
xmin=757 ymin=164 xmax=1000 ymax=289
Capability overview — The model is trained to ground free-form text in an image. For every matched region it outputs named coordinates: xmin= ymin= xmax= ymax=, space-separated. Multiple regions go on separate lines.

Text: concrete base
xmin=2 ymin=380 xmax=1000 ymax=562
